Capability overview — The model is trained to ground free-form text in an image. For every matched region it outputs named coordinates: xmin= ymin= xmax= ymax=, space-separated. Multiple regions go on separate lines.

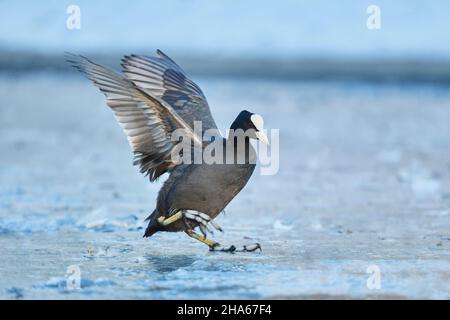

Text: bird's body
xmin=145 ymin=141 xmax=256 ymax=236
xmin=67 ymin=50 xmax=268 ymax=252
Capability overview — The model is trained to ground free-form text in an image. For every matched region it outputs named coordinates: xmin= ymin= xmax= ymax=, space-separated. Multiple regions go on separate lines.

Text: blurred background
xmin=1 ymin=0 xmax=450 ymax=299
xmin=2 ymin=0 xmax=450 ymax=79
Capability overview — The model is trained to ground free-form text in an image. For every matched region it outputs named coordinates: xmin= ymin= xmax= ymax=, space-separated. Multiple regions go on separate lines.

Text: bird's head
xmin=230 ymin=110 xmax=269 ymax=145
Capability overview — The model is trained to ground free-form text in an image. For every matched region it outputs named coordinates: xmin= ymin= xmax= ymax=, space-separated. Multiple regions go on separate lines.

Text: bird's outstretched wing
xmin=121 ymin=50 xmax=218 ymax=132
xmin=66 ymin=53 xmax=202 ymax=181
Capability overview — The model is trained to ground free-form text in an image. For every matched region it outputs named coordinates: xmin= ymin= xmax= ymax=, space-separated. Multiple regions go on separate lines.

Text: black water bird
xmin=67 ymin=50 xmax=269 ymax=252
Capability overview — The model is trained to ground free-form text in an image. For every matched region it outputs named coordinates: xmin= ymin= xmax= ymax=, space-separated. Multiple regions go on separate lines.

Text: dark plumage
xmin=67 ymin=50 xmax=268 ymax=252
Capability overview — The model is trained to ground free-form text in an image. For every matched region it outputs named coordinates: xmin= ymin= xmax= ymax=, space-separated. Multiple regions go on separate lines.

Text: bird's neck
xmin=226 ymin=130 xmax=256 ymax=164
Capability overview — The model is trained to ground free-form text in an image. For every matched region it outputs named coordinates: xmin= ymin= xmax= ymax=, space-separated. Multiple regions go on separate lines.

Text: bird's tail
xmin=143 ymin=209 xmax=161 ymax=237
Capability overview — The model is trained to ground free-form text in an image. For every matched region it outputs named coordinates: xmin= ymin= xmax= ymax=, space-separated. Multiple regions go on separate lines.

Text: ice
xmin=273 ymin=220 xmax=294 ymax=231
xmin=1 ymin=74 xmax=450 ymax=299
xmin=377 ymin=150 xmax=402 ymax=164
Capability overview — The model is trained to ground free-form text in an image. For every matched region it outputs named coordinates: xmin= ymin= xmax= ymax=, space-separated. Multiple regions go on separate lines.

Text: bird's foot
xmin=209 ymin=243 xmax=236 ymax=253
xmin=158 ymin=210 xmax=223 ymax=239
xmin=209 ymin=243 xmax=261 ymax=253
xmin=236 ymin=243 xmax=262 ymax=252
xmin=183 ymin=210 xmax=223 ymax=238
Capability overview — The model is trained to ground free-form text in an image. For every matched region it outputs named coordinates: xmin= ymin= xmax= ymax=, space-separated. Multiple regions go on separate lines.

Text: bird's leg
xmin=157 ymin=211 xmax=183 ymax=226
xmin=209 ymin=241 xmax=262 ymax=253
xmin=185 ymin=230 xmax=260 ymax=253
xmin=185 ymin=230 xmax=236 ymax=252
xmin=161 ymin=212 xmax=260 ymax=253
xmin=209 ymin=242 xmax=261 ymax=253
xmin=233 ymin=243 xmax=262 ymax=252
xmin=185 ymin=229 xmax=220 ymax=249
xmin=184 ymin=210 xmax=223 ymax=237
xmin=158 ymin=210 xmax=223 ymax=238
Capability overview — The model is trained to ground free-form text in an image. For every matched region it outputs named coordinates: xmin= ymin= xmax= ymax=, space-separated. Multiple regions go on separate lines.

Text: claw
xmin=209 ymin=243 xmax=261 ymax=254
xmin=198 ymin=211 xmax=212 ymax=222
xmin=161 ymin=210 xmax=222 ymax=236
xmin=210 ymin=244 xmax=236 ymax=253
xmin=210 ymin=220 xmax=223 ymax=233
xmin=199 ymin=224 xmax=209 ymax=238
xmin=183 ymin=210 xmax=222 ymax=236
xmin=236 ymin=243 xmax=262 ymax=252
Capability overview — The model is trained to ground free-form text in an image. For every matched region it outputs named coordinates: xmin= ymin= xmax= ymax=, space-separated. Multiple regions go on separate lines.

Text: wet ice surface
xmin=1 ymin=73 xmax=450 ymax=299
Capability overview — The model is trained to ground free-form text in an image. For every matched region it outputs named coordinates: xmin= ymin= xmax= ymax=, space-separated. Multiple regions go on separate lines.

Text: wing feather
xmin=121 ymin=50 xmax=218 ymax=131
xmin=66 ymin=53 xmax=201 ymax=181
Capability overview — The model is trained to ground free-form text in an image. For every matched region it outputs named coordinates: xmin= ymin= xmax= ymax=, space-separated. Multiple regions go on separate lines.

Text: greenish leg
xmin=185 ymin=229 xmax=221 ymax=249
xmin=157 ymin=211 xmax=183 ymax=226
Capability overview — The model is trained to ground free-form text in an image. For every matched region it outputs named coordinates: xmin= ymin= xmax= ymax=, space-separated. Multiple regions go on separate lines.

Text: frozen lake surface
xmin=1 ymin=73 xmax=450 ymax=299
